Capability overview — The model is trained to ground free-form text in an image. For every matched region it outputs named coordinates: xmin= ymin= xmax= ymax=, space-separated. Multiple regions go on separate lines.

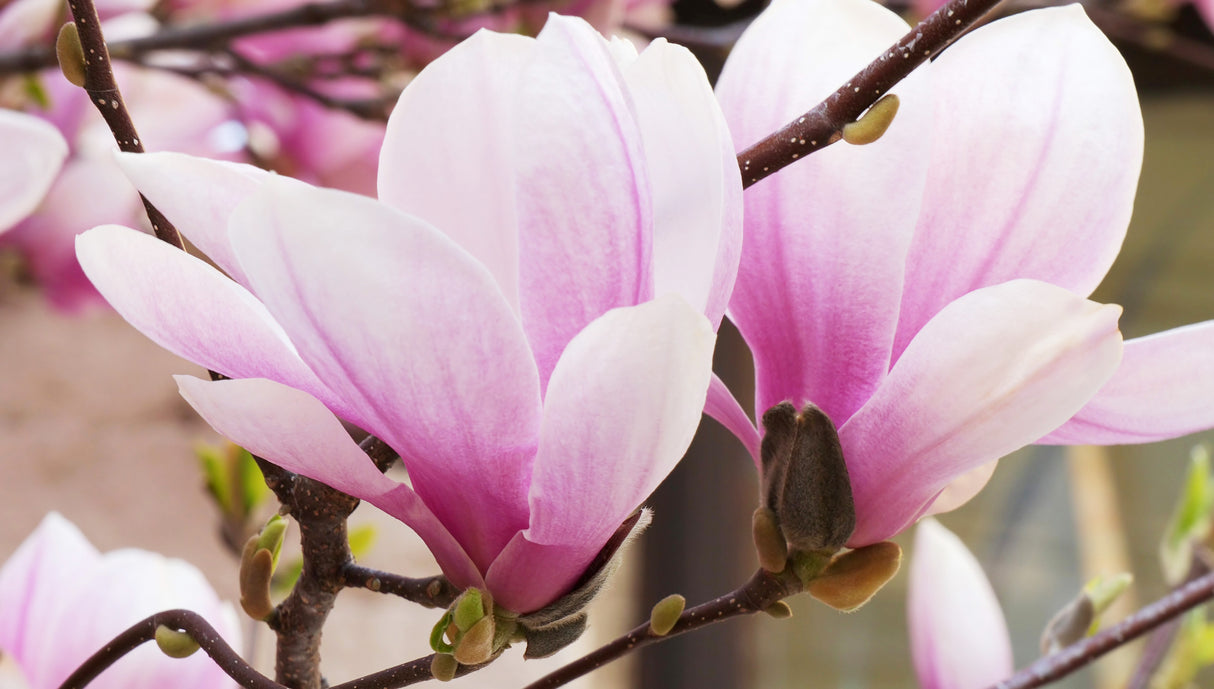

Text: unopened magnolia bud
xmin=453 ymin=615 xmax=495 ymax=665
xmin=431 ymin=653 xmax=458 ymax=682
xmin=453 ymin=589 xmax=486 ymax=632
xmin=763 ymin=601 xmax=793 ymax=619
xmin=1040 ymin=573 xmax=1133 ymax=654
xmin=760 ymin=403 xmax=855 ymax=556
xmin=239 ymin=542 xmax=275 ymax=620
xmin=752 ymin=507 xmax=788 ymax=573
xmin=55 ymin=23 xmax=86 ymax=88
xmin=807 ymin=541 xmax=902 ymax=612
xmin=649 ymin=594 xmax=685 ymax=636
xmin=154 ymin=625 xmax=199 ymax=658
xmin=842 ymin=94 xmax=900 ymax=145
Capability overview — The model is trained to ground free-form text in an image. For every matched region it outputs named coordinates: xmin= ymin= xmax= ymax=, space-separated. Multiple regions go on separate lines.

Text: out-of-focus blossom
xmin=0 ymin=110 xmax=66 ymax=237
xmin=709 ymin=0 xmax=1214 ymax=546
xmin=0 ymin=0 xmax=150 ymax=48
xmin=77 ymin=15 xmax=741 ymax=614
xmin=1 ymin=62 xmax=238 ymax=311
xmin=0 ymin=513 xmax=239 ymax=689
xmin=909 ymin=519 xmax=1013 ymax=689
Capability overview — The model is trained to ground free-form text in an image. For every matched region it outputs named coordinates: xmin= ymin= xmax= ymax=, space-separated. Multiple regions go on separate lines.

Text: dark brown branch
xmin=988 ymin=568 xmax=1214 ymax=689
xmin=521 ymin=568 xmax=802 ymax=689
xmin=67 ymin=0 xmax=183 ymax=247
xmin=57 ymin=609 xmax=283 ymax=689
xmin=737 ymin=0 xmax=1006 ymax=189
xmin=341 ymin=563 xmax=458 ymax=608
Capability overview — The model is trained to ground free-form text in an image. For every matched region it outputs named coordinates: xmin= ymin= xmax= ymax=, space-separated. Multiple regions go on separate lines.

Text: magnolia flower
xmin=77 ymin=15 xmax=741 ymax=616
xmin=0 ymin=513 xmax=238 ymax=689
xmin=0 ymin=110 xmax=66 ymax=237
xmin=708 ymin=0 xmax=1214 ymax=547
xmin=909 ymin=519 xmax=1013 ymax=689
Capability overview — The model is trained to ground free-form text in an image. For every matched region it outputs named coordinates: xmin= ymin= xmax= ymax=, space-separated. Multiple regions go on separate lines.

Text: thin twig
xmin=66 ymin=0 xmax=183 ymax=247
xmin=736 ymin=0 xmax=1007 ymax=189
xmin=222 ymin=48 xmax=394 ymax=121
xmin=990 ymin=568 xmax=1214 ymax=689
xmin=57 ymin=609 xmax=283 ymax=689
xmin=521 ymin=568 xmax=802 ymax=689
xmin=341 ymin=564 xmax=458 ymax=608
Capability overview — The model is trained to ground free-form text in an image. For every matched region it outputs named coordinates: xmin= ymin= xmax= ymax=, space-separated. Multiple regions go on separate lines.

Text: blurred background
xmin=2 ymin=0 xmax=1214 ymax=686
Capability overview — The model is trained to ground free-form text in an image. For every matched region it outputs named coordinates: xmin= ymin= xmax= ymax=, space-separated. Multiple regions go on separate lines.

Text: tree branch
xmin=737 ymin=0 xmax=1006 ymax=189
xmin=341 ymin=564 xmax=458 ymax=608
xmin=56 ymin=609 xmax=283 ymax=689
xmin=66 ymin=0 xmax=183 ymax=247
xmin=520 ymin=568 xmax=802 ymax=689
xmin=989 ymin=568 xmax=1214 ymax=689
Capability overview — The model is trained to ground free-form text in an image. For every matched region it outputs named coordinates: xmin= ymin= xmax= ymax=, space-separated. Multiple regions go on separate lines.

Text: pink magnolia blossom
xmin=709 ymin=0 xmax=1214 ymax=546
xmin=76 ymin=15 xmax=741 ymax=614
xmin=909 ymin=519 xmax=1013 ymax=689
xmin=0 ymin=513 xmax=238 ymax=689
xmin=0 ymin=110 xmax=66 ymax=237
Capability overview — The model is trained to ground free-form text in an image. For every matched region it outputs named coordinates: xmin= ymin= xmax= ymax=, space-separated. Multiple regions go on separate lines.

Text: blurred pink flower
xmin=0 ymin=110 xmax=66 ymax=237
xmin=1 ymin=64 xmax=239 ymax=311
xmin=709 ymin=0 xmax=1214 ymax=546
xmin=0 ymin=513 xmax=238 ymax=689
xmin=909 ymin=519 xmax=1013 ymax=689
xmin=77 ymin=16 xmax=741 ymax=613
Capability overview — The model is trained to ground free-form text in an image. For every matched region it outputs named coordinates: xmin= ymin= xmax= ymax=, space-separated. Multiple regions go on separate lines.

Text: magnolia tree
xmin=2 ymin=0 xmax=1214 ymax=686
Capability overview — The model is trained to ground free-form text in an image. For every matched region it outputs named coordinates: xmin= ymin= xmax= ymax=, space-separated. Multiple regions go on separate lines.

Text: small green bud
xmin=1161 ymin=446 xmax=1214 ymax=585
xmin=763 ymin=601 xmax=793 ymax=619
xmin=1041 ymin=573 xmax=1134 ymax=653
xmin=55 ymin=23 xmax=87 ymax=88
xmin=256 ymin=515 xmax=288 ymax=570
xmin=752 ymin=507 xmax=788 ymax=573
xmin=806 ymin=541 xmax=902 ymax=612
xmin=1084 ymin=572 xmax=1133 ymax=621
xmin=649 ymin=594 xmax=685 ymax=636
xmin=428 ymin=610 xmax=455 ymax=654
xmin=453 ymin=615 xmax=495 ymax=665
xmin=154 ymin=625 xmax=200 ymax=658
xmin=430 ymin=653 xmax=458 ymax=682
xmin=453 ymin=589 xmax=486 ymax=632
xmin=842 ymin=94 xmax=900 ymax=145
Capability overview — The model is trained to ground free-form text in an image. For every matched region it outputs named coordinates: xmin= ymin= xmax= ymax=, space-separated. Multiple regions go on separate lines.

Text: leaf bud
xmin=806 ymin=541 xmax=902 ymax=612
xmin=763 ymin=601 xmax=793 ymax=619
xmin=1040 ymin=572 xmax=1133 ymax=654
xmin=649 ymin=594 xmax=685 ymax=636
xmin=55 ymin=23 xmax=86 ymax=88
xmin=453 ymin=615 xmax=496 ymax=665
xmin=238 ymin=538 xmax=275 ymax=620
xmin=752 ymin=507 xmax=788 ymax=573
xmin=154 ymin=625 xmax=199 ymax=658
xmin=453 ymin=589 xmax=486 ymax=632
xmin=430 ymin=653 xmax=458 ymax=682
xmin=842 ymin=94 xmax=900 ymax=145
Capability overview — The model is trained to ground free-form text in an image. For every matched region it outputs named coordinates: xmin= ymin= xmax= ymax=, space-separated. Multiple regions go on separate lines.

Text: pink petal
xmin=176 ymin=375 xmax=484 ymax=590
xmin=704 ymin=373 xmax=760 ymax=464
xmin=841 ymin=280 xmax=1124 ymax=545
xmin=378 ymin=29 xmax=533 ymax=312
xmin=715 ymin=0 xmax=933 ymax=425
xmin=520 ymin=295 xmax=713 ymax=550
xmin=0 ymin=110 xmax=66 ymax=235
xmin=1043 ymin=320 xmax=1214 ymax=444
xmin=923 ymin=461 xmax=999 ymax=517
xmin=0 ymin=514 xmax=240 ymax=689
xmin=75 ymin=224 xmax=342 ymax=414
xmin=894 ymin=5 xmax=1142 ymax=357
xmin=909 ymin=519 xmax=1013 ymax=689
xmin=619 ymin=37 xmax=742 ymax=329
xmin=514 ymin=15 xmax=654 ymax=391
xmin=484 ymin=535 xmax=586 ymax=613
xmin=115 ymin=152 xmax=271 ymax=286
xmin=228 ymin=179 xmax=541 ymax=571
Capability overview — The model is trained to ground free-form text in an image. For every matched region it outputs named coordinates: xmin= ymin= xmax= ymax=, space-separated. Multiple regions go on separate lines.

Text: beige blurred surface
xmin=0 ymin=282 xmax=631 ymax=687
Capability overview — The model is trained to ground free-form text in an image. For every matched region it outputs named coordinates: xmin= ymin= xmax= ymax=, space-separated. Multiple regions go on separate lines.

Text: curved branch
xmin=989 ymin=568 xmax=1214 ymax=689
xmin=737 ymin=0 xmax=1006 ymax=189
xmin=521 ymin=568 xmax=802 ymax=689
xmin=57 ymin=609 xmax=282 ymax=689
